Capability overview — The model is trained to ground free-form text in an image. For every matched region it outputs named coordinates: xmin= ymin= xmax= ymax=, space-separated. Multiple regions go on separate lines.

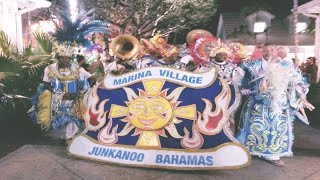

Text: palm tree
xmin=0 ymin=30 xmax=52 ymax=111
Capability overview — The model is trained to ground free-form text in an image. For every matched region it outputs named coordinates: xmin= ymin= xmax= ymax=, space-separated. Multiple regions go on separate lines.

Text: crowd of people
xmin=29 ymin=30 xmax=317 ymax=167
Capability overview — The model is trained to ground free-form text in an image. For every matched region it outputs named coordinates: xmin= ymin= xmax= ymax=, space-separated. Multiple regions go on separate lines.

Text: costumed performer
xmin=233 ymin=45 xmax=315 ymax=167
xmin=188 ymin=34 xmax=217 ymax=73
xmin=209 ymin=44 xmax=237 ymax=84
xmin=150 ymin=34 xmax=179 ymax=67
xmin=29 ymin=44 xmax=95 ymax=141
xmin=136 ymin=38 xmax=158 ymax=69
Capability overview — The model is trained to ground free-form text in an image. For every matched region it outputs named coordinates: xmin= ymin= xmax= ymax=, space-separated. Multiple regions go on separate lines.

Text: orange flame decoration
xmin=196 ymin=79 xmax=231 ymax=135
xmin=181 ymin=121 xmax=204 ymax=149
xmin=98 ymin=119 xmax=119 ymax=145
xmin=84 ymin=83 xmax=109 ymax=131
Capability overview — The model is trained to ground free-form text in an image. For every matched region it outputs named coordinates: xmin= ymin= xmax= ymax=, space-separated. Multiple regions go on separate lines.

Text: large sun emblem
xmin=85 ymin=79 xmax=232 ymax=150
xmin=109 ymin=80 xmax=197 ymax=148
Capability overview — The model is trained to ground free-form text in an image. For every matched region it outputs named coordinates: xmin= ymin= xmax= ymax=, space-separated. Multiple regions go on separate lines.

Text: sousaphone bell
xmin=110 ymin=34 xmax=140 ymax=60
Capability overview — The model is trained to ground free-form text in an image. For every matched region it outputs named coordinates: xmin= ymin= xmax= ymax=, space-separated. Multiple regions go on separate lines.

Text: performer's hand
xmin=302 ymin=100 xmax=315 ymax=111
xmin=240 ymin=89 xmax=251 ymax=95
xmin=297 ymin=99 xmax=315 ymax=111
xmin=299 ymin=108 xmax=310 ymax=125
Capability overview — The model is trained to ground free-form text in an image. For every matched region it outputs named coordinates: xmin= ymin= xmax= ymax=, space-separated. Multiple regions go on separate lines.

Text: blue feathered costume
xmin=29 ymin=9 xmax=109 ymax=139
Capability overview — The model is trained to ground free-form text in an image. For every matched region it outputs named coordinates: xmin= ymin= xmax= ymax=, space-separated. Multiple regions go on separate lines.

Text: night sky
xmin=220 ymin=0 xmax=313 ymax=15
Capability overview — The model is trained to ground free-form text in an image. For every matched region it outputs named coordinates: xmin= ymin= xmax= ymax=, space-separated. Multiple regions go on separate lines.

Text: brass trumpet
xmin=110 ymin=34 xmax=140 ymax=60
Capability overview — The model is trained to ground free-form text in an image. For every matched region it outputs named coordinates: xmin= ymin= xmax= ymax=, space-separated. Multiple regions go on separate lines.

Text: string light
xmin=293 ymin=0 xmax=299 ymax=61
xmin=68 ymin=0 xmax=78 ymax=22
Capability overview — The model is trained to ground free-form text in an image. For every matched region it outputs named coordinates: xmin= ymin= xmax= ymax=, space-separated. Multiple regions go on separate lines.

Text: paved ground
xmin=0 ymin=122 xmax=319 ymax=180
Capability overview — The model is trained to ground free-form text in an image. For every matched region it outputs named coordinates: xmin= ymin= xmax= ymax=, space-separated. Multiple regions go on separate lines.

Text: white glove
xmin=240 ymin=89 xmax=252 ymax=95
xmin=234 ymin=67 xmax=245 ymax=77
xmin=232 ymin=67 xmax=245 ymax=86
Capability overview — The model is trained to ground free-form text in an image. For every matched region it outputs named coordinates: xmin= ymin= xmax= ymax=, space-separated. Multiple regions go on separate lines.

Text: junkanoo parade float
xmin=28 ymin=7 xmax=314 ymax=169
xmin=69 ymin=30 xmax=251 ymax=169
xmin=30 ymin=11 xmax=314 ymax=167
xmin=28 ymin=23 xmax=251 ymax=169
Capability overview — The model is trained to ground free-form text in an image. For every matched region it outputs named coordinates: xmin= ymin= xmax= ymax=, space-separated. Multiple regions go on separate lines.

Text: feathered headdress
xmin=139 ymin=38 xmax=156 ymax=56
xmin=228 ymin=42 xmax=247 ymax=64
xmin=188 ymin=35 xmax=217 ymax=65
xmin=51 ymin=9 xmax=109 ymax=48
xmin=150 ymin=34 xmax=178 ymax=59
xmin=209 ymin=45 xmax=231 ymax=58
xmin=52 ymin=42 xmax=75 ymax=57
xmin=228 ymin=43 xmax=247 ymax=59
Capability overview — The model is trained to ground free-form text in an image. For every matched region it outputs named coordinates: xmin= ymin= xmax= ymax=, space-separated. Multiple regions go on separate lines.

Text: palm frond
xmin=0 ymin=31 xmax=17 ymax=57
xmin=23 ymin=60 xmax=49 ymax=77
xmin=28 ymin=55 xmax=52 ymax=63
xmin=22 ymin=45 xmax=34 ymax=58
xmin=0 ymin=95 xmax=16 ymax=111
xmin=0 ymin=56 xmax=21 ymax=78
xmin=0 ymin=92 xmax=29 ymax=112
xmin=0 ymin=34 xmax=52 ymax=113
xmin=33 ymin=31 xmax=53 ymax=54
xmin=0 ymin=72 xmax=18 ymax=80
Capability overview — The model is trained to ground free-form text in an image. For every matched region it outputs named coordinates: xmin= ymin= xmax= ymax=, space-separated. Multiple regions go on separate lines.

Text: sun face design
xmin=108 ymin=80 xmax=197 ymax=148
xmin=128 ymin=95 xmax=173 ymax=130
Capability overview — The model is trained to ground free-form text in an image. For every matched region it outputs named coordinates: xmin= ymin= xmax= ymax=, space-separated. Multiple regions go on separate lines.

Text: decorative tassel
xmin=73 ymin=94 xmax=86 ymax=120
xmin=37 ymin=90 xmax=52 ymax=131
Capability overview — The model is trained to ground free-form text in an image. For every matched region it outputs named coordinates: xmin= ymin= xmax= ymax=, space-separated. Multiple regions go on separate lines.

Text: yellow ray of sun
xmin=109 ymin=104 xmax=128 ymax=118
xmin=174 ymin=104 xmax=197 ymax=121
xmin=142 ymin=80 xmax=165 ymax=95
xmin=136 ymin=131 xmax=161 ymax=148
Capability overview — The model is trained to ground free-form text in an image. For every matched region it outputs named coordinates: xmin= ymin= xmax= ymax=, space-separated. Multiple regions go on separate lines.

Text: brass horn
xmin=110 ymin=34 xmax=140 ymax=60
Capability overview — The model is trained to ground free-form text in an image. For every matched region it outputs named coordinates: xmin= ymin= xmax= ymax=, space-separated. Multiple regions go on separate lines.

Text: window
xmin=254 ymin=22 xmax=266 ymax=33
xmin=296 ymin=22 xmax=307 ymax=33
